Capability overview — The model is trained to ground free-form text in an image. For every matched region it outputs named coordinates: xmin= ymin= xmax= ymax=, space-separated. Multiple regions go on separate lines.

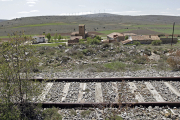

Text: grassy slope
xmin=150 ymin=29 xmax=180 ymax=34
xmin=12 ymin=22 xmax=74 ymax=28
xmin=0 ymin=34 xmax=38 ymax=38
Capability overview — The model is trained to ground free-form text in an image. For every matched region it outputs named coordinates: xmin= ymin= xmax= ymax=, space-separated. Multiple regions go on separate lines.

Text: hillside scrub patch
xmin=95 ymin=35 xmax=102 ymax=40
xmin=42 ymin=107 xmax=62 ymax=120
xmin=104 ymin=61 xmax=126 ymax=71
xmin=167 ymin=50 xmax=180 ymax=71
xmin=81 ymin=110 xmax=91 ymax=118
xmin=133 ymin=55 xmax=148 ymax=64
xmin=82 ymin=48 xmax=95 ymax=56
xmin=151 ymin=40 xmax=162 ymax=46
xmin=133 ymin=41 xmax=141 ymax=46
xmin=87 ymin=37 xmax=100 ymax=45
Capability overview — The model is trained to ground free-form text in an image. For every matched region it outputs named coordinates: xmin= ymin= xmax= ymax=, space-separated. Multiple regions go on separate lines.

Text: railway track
xmin=34 ymin=77 xmax=180 ymax=119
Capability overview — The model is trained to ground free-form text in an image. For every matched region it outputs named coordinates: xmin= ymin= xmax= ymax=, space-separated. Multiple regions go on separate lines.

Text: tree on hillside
xmin=125 ymin=36 xmax=128 ymax=40
xmin=0 ymin=32 xmax=42 ymax=119
xmin=95 ymin=35 xmax=102 ymax=40
xmin=58 ymin=34 xmax=62 ymax=40
xmin=54 ymin=33 xmax=58 ymax=40
xmin=46 ymin=33 xmax=51 ymax=43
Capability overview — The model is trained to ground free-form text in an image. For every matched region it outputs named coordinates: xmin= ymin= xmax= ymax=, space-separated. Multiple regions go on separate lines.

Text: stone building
xmin=160 ymin=38 xmax=178 ymax=44
xmin=107 ymin=32 xmax=124 ymax=43
xmin=32 ymin=35 xmax=45 ymax=43
xmin=68 ymin=24 xmax=88 ymax=45
xmin=131 ymin=35 xmax=160 ymax=44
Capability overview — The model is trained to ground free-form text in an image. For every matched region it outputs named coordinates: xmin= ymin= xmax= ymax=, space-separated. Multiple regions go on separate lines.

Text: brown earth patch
xmin=88 ymin=31 xmax=103 ymax=35
xmin=51 ymin=31 xmax=103 ymax=36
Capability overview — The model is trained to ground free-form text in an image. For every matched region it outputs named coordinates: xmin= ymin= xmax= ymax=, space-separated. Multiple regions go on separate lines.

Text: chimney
xmin=149 ymin=35 xmax=151 ymax=38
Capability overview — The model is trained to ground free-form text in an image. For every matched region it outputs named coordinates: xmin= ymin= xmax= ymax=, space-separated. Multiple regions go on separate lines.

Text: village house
xmin=121 ymin=35 xmax=160 ymax=44
xmin=32 ymin=35 xmax=46 ymax=43
xmin=129 ymin=35 xmax=160 ymax=44
xmin=107 ymin=32 xmax=124 ymax=43
xmin=68 ymin=24 xmax=88 ymax=45
xmin=123 ymin=33 xmax=137 ymax=40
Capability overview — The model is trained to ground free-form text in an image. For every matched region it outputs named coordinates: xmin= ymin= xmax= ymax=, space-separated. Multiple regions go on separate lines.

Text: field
xmin=12 ymin=22 xmax=73 ymax=28
xmin=0 ymin=14 xmax=180 ymax=38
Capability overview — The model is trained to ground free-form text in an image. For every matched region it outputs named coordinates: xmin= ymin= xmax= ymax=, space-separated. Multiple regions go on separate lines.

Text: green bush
xmin=125 ymin=35 xmax=128 ymax=40
xmin=95 ymin=35 xmax=102 ymax=40
xmin=151 ymin=40 xmax=162 ymax=46
xmin=79 ymin=39 xmax=86 ymax=44
xmin=42 ymin=107 xmax=62 ymax=120
xmin=87 ymin=38 xmax=100 ymax=45
xmin=133 ymin=41 xmax=141 ymax=46
xmin=46 ymin=33 xmax=51 ymax=43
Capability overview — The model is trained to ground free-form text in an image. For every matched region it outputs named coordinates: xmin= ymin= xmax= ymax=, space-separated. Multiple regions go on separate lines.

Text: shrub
xmin=153 ymin=50 xmax=157 ymax=54
xmin=39 ymin=50 xmax=45 ymax=55
xmin=43 ymin=107 xmax=62 ymax=120
xmin=144 ymin=48 xmax=151 ymax=56
xmin=133 ymin=41 xmax=141 ymax=46
xmin=81 ymin=110 xmax=91 ymax=118
xmin=87 ymin=38 xmax=100 ymax=45
xmin=58 ymin=34 xmax=62 ymax=40
xmin=79 ymin=39 xmax=86 ymax=44
xmin=151 ymin=40 xmax=162 ymax=46
xmin=167 ymin=50 xmax=180 ymax=71
xmin=101 ymin=54 xmax=108 ymax=58
xmin=70 ymin=110 xmax=77 ymax=116
xmin=46 ymin=33 xmax=51 ymax=43
xmin=104 ymin=61 xmax=126 ymax=71
xmin=125 ymin=35 xmax=128 ymax=40
xmin=134 ymin=56 xmax=148 ymax=64
xmin=95 ymin=35 xmax=102 ymax=40
xmin=82 ymin=48 xmax=95 ymax=55
xmin=102 ymin=43 xmax=110 ymax=48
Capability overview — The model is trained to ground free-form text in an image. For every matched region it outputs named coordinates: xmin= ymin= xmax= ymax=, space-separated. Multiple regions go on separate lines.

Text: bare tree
xmin=0 ymin=31 xmax=42 ymax=119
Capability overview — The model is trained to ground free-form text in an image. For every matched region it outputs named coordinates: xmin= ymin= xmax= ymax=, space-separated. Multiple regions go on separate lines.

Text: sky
xmin=1 ymin=0 xmax=180 ymax=20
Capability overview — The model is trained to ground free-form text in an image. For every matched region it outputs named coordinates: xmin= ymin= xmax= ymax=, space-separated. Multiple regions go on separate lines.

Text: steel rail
xmin=31 ymin=77 xmax=180 ymax=82
xmin=31 ymin=102 xmax=180 ymax=108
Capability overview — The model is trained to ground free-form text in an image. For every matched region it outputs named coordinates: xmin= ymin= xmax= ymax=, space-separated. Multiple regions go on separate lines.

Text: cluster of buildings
xmin=32 ymin=24 xmax=178 ymax=45
xmin=68 ymin=24 xmax=88 ymax=45
xmin=105 ymin=32 xmax=177 ymax=44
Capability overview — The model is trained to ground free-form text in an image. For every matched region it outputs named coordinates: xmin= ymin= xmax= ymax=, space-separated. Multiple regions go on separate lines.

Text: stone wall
xmin=160 ymin=38 xmax=178 ymax=44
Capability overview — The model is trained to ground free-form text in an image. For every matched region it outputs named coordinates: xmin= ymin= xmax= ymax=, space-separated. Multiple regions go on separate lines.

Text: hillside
xmin=0 ymin=13 xmax=180 ymax=36
xmin=0 ymin=19 xmax=6 ymax=22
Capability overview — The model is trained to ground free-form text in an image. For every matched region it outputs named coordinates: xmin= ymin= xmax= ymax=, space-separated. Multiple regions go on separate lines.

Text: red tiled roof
xmin=123 ymin=33 xmax=137 ymax=36
xmin=107 ymin=32 xmax=124 ymax=38
xmin=121 ymin=39 xmax=132 ymax=44
xmin=132 ymin=35 xmax=160 ymax=41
